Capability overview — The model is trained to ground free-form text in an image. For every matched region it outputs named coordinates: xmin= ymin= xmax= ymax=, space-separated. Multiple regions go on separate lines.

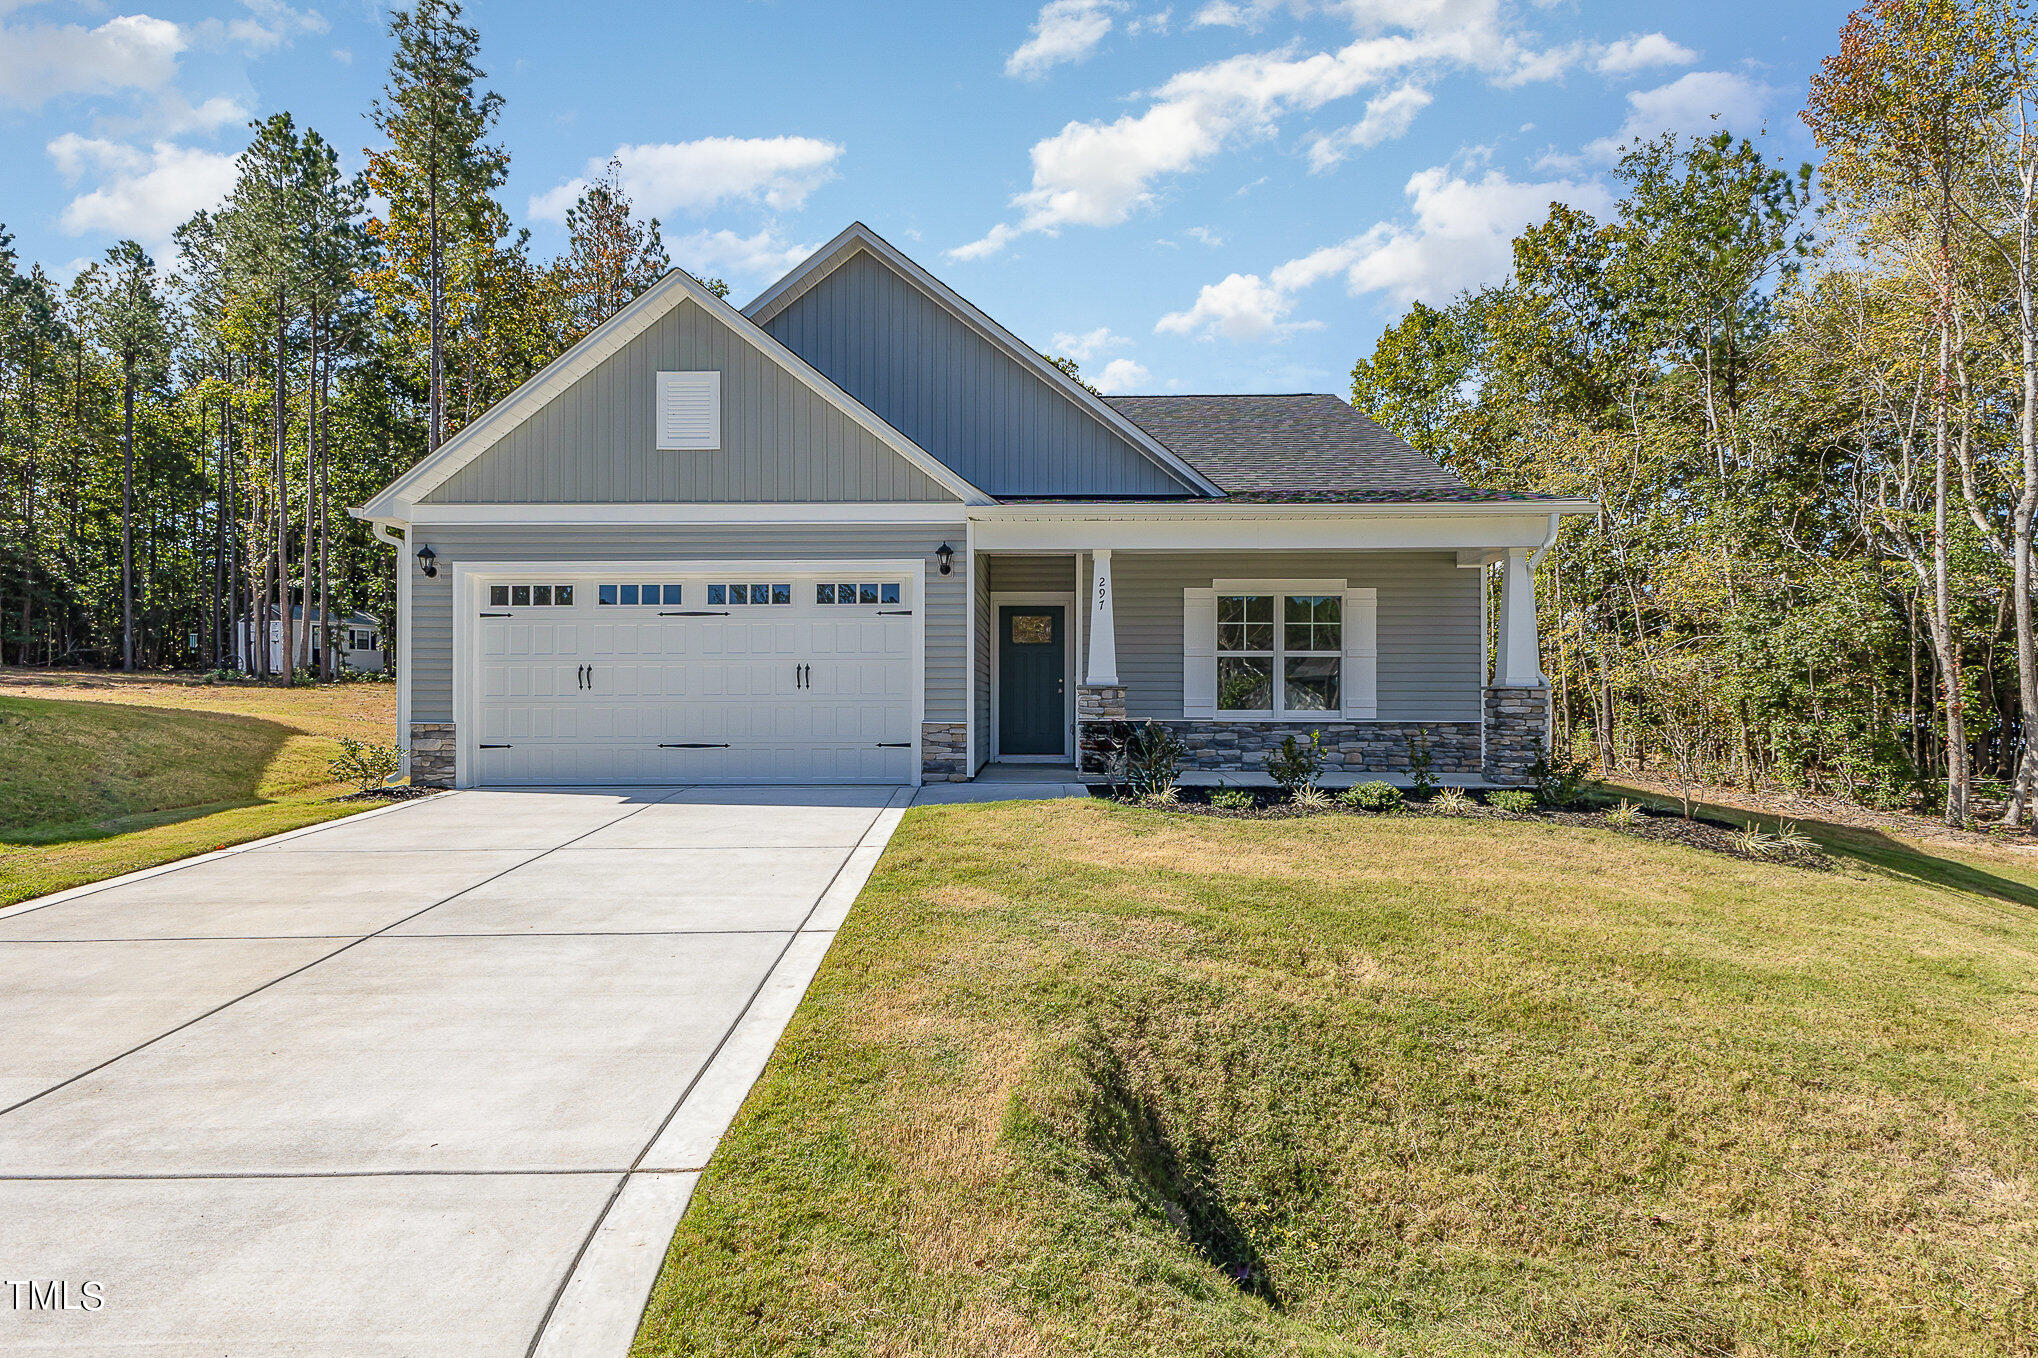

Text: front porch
xmin=949 ymin=514 xmax=1558 ymax=789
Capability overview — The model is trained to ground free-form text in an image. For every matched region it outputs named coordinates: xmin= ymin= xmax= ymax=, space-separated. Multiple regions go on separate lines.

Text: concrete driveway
xmin=0 ymin=784 xmax=911 ymax=1356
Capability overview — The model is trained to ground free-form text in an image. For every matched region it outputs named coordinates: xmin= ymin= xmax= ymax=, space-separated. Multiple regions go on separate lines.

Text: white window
xmin=1185 ymin=583 xmax=1377 ymax=720
xmin=1215 ymin=593 xmax=1343 ymax=715
xmin=655 ymin=371 xmax=720 ymax=450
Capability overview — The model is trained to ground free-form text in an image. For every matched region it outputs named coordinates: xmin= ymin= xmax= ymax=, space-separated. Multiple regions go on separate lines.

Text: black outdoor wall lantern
xmin=416 ymin=544 xmax=438 ymax=578
xmin=936 ymin=543 xmax=954 ymax=575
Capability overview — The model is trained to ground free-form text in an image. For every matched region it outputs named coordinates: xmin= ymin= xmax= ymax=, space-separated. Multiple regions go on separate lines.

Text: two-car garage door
xmin=468 ymin=569 xmax=917 ymax=785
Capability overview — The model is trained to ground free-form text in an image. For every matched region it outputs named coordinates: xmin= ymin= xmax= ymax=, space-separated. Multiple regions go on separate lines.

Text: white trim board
xmin=449 ymin=558 xmax=928 ymax=790
xmin=407 ymin=503 xmax=968 ymax=527
xmin=744 ymin=222 xmax=1224 ymax=498
xmin=989 ymin=591 xmax=1076 ymax=762
xmin=354 ymin=267 xmax=991 ymax=522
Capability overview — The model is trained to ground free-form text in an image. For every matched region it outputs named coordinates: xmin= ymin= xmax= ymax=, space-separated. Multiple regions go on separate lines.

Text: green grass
xmin=633 ymin=800 xmax=2038 ymax=1358
xmin=0 ymin=671 xmax=399 ymax=906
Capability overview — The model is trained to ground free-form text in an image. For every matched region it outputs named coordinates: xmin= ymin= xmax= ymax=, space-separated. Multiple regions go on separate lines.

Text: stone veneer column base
xmin=1075 ymin=686 xmax=1128 ymax=779
xmin=408 ymin=722 xmax=456 ymax=788
xmin=921 ymin=722 xmax=969 ymax=782
xmin=1482 ymin=686 xmax=1550 ymax=787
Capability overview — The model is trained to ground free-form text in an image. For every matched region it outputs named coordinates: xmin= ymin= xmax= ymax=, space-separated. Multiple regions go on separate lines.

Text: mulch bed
xmin=1095 ymin=787 xmax=1830 ymax=870
xmin=332 ymin=785 xmax=440 ymax=803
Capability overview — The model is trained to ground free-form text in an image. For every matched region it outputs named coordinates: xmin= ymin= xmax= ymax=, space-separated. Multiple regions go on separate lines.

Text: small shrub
xmin=1432 ymin=786 xmax=1474 ymax=815
xmin=329 ymin=737 xmax=403 ymax=793
xmin=1774 ymin=821 xmax=1816 ymax=855
xmin=1487 ymin=789 xmax=1537 ymax=814
xmin=1405 ymin=727 xmax=1438 ymax=798
xmin=1732 ymin=824 xmax=1781 ymax=858
xmin=1340 ymin=780 xmax=1403 ymax=812
xmin=1209 ymin=788 xmax=1255 ymax=811
xmin=1138 ymin=785 xmax=1180 ymax=807
xmin=1605 ymin=798 xmax=1645 ymax=827
xmin=1110 ymin=721 xmax=1184 ymax=801
xmin=1528 ymin=751 xmax=1594 ymax=807
xmin=1265 ymin=731 xmax=1326 ymax=796
xmin=1291 ymin=784 xmax=1333 ymax=810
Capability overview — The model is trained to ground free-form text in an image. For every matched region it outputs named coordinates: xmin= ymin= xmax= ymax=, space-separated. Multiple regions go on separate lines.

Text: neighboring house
xmin=237 ymin=605 xmax=387 ymax=675
xmin=354 ymin=223 xmax=1594 ymax=790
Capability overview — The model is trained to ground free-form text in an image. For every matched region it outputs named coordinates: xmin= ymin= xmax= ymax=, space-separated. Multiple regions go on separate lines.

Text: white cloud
xmin=1127 ymin=7 xmax=1172 ymax=35
xmin=1159 ymin=163 xmax=1610 ymax=339
xmin=953 ymin=0 xmax=1557 ymax=258
xmin=51 ymin=138 xmax=238 ymax=251
xmin=1305 ymin=80 xmax=1430 ymax=171
xmin=1096 ymin=357 xmax=1152 ymax=391
xmin=1007 ymin=0 xmax=1122 ymax=79
xmin=1156 ymin=270 xmax=1309 ymax=340
xmin=1585 ymin=69 xmax=1772 ymax=160
xmin=1594 ymin=32 xmax=1698 ymax=75
xmin=530 ymin=136 xmax=844 ymax=222
xmin=0 ymin=13 xmax=184 ymax=109
xmin=191 ymin=0 xmax=328 ymax=55
xmin=1185 ymin=224 xmax=1223 ymax=246
xmin=666 ymin=227 xmax=816 ymax=281
xmin=1051 ymin=325 xmax=1127 ymax=360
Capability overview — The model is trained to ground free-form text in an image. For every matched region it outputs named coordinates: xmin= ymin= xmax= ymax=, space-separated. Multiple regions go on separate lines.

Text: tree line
xmin=1354 ymin=0 xmax=2038 ymax=828
xmin=0 ymin=0 xmax=683 ymax=679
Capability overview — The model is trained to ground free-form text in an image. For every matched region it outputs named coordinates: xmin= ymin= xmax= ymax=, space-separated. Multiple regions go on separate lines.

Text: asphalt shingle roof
xmin=1101 ymin=392 xmax=1527 ymax=504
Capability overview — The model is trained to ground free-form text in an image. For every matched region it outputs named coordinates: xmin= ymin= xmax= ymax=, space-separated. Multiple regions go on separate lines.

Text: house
xmin=237 ymin=605 xmax=387 ymax=675
xmin=353 ymin=223 xmax=1594 ymax=790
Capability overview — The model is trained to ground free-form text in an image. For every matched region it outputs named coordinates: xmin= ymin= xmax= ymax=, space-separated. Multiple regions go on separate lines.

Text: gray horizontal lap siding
xmin=423 ymin=299 xmax=954 ymax=504
xmin=763 ymin=252 xmax=1190 ymax=498
xmin=405 ymin=524 xmax=968 ymax=727
xmin=1110 ymin=551 xmax=1484 ymax=723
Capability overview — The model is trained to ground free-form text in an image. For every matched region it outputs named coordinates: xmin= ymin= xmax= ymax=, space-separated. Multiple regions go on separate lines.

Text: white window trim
xmin=1185 ymin=580 xmax=1378 ymax=722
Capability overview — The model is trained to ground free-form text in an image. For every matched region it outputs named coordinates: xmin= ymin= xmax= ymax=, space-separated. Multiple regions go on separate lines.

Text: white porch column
xmin=1085 ymin=547 xmax=1119 ymax=686
xmin=1496 ymin=546 xmax=1545 ymax=687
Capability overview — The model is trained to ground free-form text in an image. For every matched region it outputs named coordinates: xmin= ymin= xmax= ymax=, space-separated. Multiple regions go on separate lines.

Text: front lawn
xmin=0 ymin=670 xmax=400 ymax=906
xmin=634 ymin=799 xmax=2038 ymax=1357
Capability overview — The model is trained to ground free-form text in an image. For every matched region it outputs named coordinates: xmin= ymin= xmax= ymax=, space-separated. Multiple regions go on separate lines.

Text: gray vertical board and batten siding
xmin=422 ymin=299 xmax=956 ymax=505
xmin=761 ymin=252 xmax=1194 ymax=498
xmin=404 ymin=525 xmax=969 ymax=726
xmin=1109 ymin=552 xmax=1484 ymax=722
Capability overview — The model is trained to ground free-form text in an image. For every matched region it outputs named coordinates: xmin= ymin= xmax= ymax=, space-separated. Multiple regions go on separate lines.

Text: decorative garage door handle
xmin=660 ymin=742 xmax=730 ymax=748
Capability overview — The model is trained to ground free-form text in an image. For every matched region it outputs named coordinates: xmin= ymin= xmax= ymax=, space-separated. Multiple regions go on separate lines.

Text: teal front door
xmin=998 ymin=605 xmax=1067 ymax=756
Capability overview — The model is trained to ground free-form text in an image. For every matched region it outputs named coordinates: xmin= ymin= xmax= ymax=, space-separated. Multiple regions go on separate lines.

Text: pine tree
xmin=364 ymin=0 xmax=506 ymax=454
xmin=556 ymin=157 xmax=669 ymax=343
xmin=82 ymin=242 xmax=170 ymax=672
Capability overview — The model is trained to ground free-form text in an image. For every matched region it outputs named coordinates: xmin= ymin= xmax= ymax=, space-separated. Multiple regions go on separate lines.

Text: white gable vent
xmin=656 ymin=371 xmax=720 ymax=450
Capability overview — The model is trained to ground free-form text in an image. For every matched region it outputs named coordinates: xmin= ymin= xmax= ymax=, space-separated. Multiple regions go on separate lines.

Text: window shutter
xmin=656 ymin=371 xmax=720 ymax=449
xmin=1342 ymin=587 xmax=1378 ymax=719
xmin=1183 ymin=588 xmax=1217 ymax=717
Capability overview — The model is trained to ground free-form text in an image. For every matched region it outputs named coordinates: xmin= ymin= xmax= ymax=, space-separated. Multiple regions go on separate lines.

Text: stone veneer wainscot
xmin=408 ymin=722 xmax=456 ymax=789
xmin=921 ymin=722 xmax=969 ymax=781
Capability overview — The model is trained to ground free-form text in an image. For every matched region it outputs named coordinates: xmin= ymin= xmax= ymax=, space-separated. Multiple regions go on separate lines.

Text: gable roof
xmin=1101 ymin=394 xmax=1548 ymax=504
xmin=354 ymin=267 xmax=991 ymax=521
xmin=746 ymin=223 xmax=1224 ymax=498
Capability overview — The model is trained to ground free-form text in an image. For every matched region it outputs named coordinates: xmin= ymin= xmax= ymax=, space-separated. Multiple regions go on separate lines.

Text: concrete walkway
xmin=0 ymin=785 xmax=911 ymax=1357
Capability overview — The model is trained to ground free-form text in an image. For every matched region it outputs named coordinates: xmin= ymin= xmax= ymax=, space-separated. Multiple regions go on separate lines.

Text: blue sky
xmin=1 ymin=0 xmax=1853 ymax=395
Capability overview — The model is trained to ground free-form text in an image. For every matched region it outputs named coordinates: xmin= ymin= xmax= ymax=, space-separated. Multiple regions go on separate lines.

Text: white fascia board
xmin=969 ymin=506 xmax=1593 ymax=553
xmin=403 ymin=502 xmax=969 ymax=527
xmin=746 ymin=223 xmax=1225 ymax=499
xmin=357 ymin=267 xmax=991 ymax=520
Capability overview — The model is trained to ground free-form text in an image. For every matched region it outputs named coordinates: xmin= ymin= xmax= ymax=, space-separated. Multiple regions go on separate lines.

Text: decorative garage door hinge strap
xmin=876 ymin=742 xmax=911 ymax=748
xmin=660 ymin=742 xmax=731 ymax=748
xmin=479 ymin=743 xmax=512 ymax=749
xmin=479 ymin=611 xmax=511 ymax=617
xmin=877 ymin=609 xmax=913 ymax=615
